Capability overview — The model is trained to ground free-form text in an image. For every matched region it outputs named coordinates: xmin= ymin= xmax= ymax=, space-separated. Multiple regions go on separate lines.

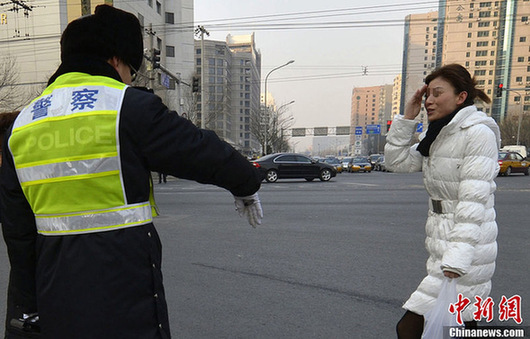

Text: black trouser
xmin=396 ymin=310 xmax=477 ymax=339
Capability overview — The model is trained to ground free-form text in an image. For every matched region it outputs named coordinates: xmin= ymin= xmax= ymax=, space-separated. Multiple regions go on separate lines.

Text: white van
xmin=500 ymin=145 xmax=527 ymax=158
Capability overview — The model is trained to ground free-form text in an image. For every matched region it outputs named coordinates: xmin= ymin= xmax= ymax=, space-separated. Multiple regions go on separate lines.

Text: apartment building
xmin=194 ymin=34 xmax=262 ymax=155
xmin=391 ymin=74 xmax=402 ymax=121
xmin=0 ymin=0 xmax=194 ymax=111
xmin=350 ymin=85 xmax=393 ymax=148
xmin=400 ymin=11 xmax=439 ymax=127
xmin=437 ymin=0 xmax=529 ymax=121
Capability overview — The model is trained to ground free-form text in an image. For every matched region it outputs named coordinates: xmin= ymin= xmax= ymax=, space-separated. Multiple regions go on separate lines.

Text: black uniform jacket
xmin=0 ymin=58 xmax=261 ymax=339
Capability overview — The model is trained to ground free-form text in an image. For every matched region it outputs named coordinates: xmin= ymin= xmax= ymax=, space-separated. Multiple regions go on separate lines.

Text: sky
xmin=194 ymin=0 xmax=439 ymax=151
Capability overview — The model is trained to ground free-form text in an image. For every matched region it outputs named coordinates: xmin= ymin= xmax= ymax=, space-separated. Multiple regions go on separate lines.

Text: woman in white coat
xmin=385 ymin=64 xmax=500 ymax=338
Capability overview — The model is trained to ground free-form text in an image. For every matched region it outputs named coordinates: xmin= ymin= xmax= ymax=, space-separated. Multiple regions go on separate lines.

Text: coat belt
xmin=429 ymin=199 xmax=457 ymax=214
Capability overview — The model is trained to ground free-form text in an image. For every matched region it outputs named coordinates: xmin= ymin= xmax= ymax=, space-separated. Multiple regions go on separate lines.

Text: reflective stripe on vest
xmin=9 ymin=72 xmax=155 ymax=236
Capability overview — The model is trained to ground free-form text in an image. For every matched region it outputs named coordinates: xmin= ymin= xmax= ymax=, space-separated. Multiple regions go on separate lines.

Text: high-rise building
xmin=400 ymin=11 xmax=439 ymax=127
xmin=401 ymin=1 xmax=529 ymax=123
xmin=194 ymin=34 xmax=262 ymax=155
xmin=436 ymin=0 xmax=530 ymax=121
xmin=0 ymin=0 xmax=194 ymax=112
xmin=350 ymin=85 xmax=393 ymax=153
xmin=391 ymin=74 xmax=402 ymax=120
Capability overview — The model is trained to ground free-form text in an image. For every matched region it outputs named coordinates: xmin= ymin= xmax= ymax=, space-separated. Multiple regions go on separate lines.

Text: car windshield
xmin=498 ymin=152 xmax=508 ymax=160
xmin=353 ymin=157 xmax=368 ymax=163
xmin=324 ymin=158 xmax=340 ymax=164
xmin=342 ymin=157 xmax=353 ymax=163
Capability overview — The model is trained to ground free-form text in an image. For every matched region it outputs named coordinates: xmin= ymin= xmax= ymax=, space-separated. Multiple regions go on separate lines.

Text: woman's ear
xmin=457 ymin=91 xmax=468 ymax=105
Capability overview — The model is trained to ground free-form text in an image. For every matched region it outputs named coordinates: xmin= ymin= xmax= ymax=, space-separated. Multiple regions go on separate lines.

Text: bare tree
xmin=499 ymin=114 xmax=530 ymax=148
xmin=249 ymin=107 xmax=266 ymax=154
xmin=250 ymin=103 xmax=294 ymax=154
xmin=0 ymin=56 xmax=38 ymax=112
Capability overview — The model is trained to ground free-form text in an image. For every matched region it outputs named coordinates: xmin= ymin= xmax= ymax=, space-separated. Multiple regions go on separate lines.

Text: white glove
xmin=234 ymin=193 xmax=263 ymax=228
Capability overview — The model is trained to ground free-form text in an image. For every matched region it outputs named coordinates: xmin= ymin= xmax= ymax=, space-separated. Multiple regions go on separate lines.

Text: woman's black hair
xmin=425 ymin=64 xmax=491 ymax=106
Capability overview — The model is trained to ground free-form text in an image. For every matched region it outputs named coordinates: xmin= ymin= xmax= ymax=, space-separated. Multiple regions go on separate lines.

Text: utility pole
xmin=147 ymin=23 xmax=155 ymax=90
xmin=195 ymin=25 xmax=209 ymax=129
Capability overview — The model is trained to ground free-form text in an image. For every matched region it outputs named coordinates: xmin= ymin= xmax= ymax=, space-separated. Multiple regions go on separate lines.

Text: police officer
xmin=0 ymin=5 xmax=262 ymax=338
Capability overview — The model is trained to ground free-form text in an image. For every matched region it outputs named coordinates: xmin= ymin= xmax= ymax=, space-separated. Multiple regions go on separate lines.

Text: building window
xmin=148 ymin=0 xmax=152 ymax=7
xmin=478 ymin=21 xmax=491 ymax=27
xmin=515 ymin=76 xmax=523 ymax=82
xmin=196 ymin=48 xmax=201 ymax=55
xmin=522 ymin=16 xmax=528 ymax=22
xmin=166 ymin=45 xmax=175 ymax=57
xmin=156 ymin=1 xmax=161 ymax=14
xmin=468 ymin=32 xmax=473 ymax=38
xmin=479 ymin=11 xmax=491 ymax=18
xmin=520 ymin=37 xmax=527 ymax=43
xmin=466 ymin=52 xmax=470 ymax=57
xmin=477 ymin=31 xmax=490 ymax=37
xmin=165 ymin=12 xmax=174 ymax=24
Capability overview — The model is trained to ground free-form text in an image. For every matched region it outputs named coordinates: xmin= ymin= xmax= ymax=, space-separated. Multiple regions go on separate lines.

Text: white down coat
xmin=384 ymin=105 xmax=501 ymax=321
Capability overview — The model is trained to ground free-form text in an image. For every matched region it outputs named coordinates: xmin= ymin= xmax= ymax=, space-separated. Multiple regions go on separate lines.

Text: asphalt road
xmin=0 ymin=171 xmax=528 ymax=338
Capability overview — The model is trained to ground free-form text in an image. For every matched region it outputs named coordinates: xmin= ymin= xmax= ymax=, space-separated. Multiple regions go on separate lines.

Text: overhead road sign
xmin=292 ymin=128 xmax=306 ymax=137
xmin=365 ymin=124 xmax=381 ymax=135
xmin=314 ymin=127 xmax=328 ymax=136
xmin=336 ymin=126 xmax=350 ymax=136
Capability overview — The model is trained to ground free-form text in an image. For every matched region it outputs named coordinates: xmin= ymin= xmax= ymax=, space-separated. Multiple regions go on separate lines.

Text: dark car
xmin=498 ymin=151 xmax=529 ymax=176
xmin=322 ymin=157 xmax=343 ymax=173
xmin=374 ymin=155 xmax=385 ymax=171
xmin=369 ymin=154 xmax=383 ymax=169
xmin=252 ymin=153 xmax=337 ymax=183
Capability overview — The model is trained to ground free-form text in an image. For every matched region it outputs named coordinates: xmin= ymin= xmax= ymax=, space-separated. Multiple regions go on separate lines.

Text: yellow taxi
xmin=498 ymin=151 xmax=529 ymax=176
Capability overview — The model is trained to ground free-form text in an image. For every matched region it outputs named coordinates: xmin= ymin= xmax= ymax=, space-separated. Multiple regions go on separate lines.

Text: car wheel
xmin=305 ymin=178 xmax=314 ymax=182
xmin=505 ymin=167 xmax=512 ymax=176
xmin=266 ymin=169 xmax=278 ymax=183
xmin=319 ymin=169 xmax=332 ymax=181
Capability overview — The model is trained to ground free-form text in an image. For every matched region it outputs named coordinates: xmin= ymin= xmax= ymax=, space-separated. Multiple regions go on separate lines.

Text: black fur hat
xmin=60 ymin=5 xmax=143 ymax=70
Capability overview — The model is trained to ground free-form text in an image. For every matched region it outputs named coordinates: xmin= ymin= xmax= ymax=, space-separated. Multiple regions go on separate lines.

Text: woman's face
xmin=424 ymin=77 xmax=467 ymax=122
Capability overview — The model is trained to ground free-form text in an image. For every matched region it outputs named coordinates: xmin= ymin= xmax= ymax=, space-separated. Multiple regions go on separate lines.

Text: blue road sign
xmin=365 ymin=124 xmax=381 ymax=135
xmin=416 ymin=123 xmax=423 ymax=133
xmin=355 ymin=126 xmax=363 ymax=135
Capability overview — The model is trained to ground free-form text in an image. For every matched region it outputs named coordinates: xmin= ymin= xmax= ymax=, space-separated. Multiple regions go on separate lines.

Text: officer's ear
xmin=108 ymin=56 xmax=120 ymax=71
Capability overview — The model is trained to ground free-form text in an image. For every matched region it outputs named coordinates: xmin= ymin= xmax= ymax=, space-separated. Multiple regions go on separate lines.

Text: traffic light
xmin=192 ymin=76 xmax=200 ymax=93
xmin=496 ymin=83 xmax=503 ymax=97
xmin=152 ymin=48 xmax=161 ymax=69
xmin=386 ymin=120 xmax=392 ymax=132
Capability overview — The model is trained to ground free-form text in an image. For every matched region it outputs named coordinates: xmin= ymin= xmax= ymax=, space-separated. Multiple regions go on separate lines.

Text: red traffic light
xmin=496 ymin=83 xmax=503 ymax=97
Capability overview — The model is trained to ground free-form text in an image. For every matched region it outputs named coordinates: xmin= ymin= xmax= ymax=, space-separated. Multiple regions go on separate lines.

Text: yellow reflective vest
xmin=9 ymin=72 xmax=157 ymax=236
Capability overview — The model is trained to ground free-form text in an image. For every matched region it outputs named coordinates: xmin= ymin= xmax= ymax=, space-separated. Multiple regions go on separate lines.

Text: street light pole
xmin=512 ymin=90 xmax=524 ymax=146
xmin=263 ymin=60 xmax=294 ymax=155
xmin=195 ymin=25 xmax=209 ymax=129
